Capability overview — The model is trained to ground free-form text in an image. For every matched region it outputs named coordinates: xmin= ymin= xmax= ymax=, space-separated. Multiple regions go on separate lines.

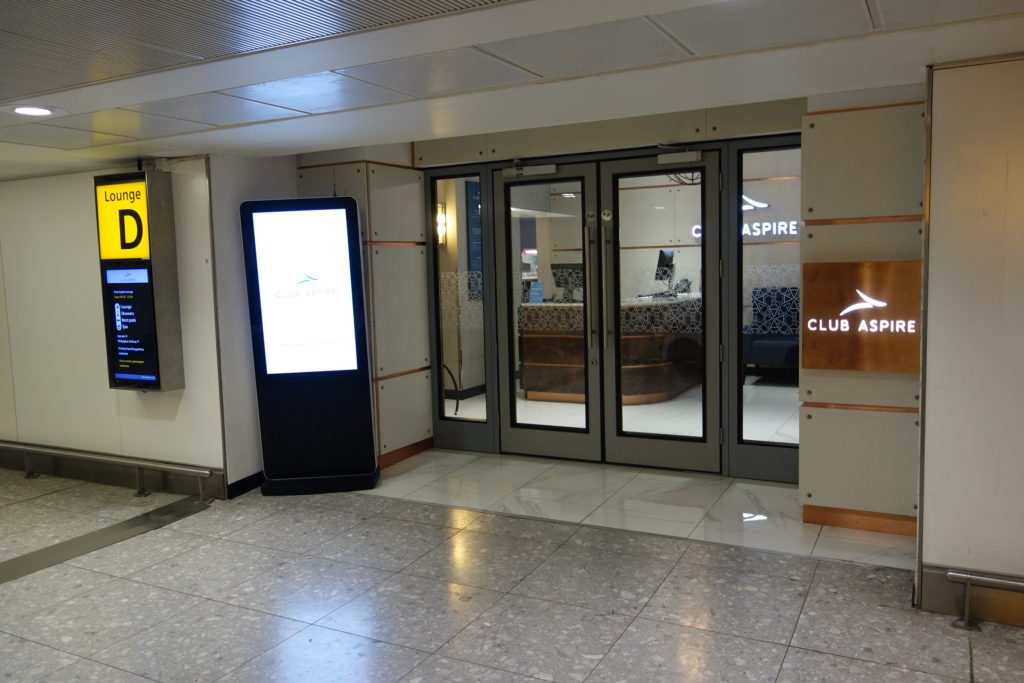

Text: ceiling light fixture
xmin=14 ymin=106 xmax=54 ymax=116
xmin=4 ymin=104 xmax=67 ymax=118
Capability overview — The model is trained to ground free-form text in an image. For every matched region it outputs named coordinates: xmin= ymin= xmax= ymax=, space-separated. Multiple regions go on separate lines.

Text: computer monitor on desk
xmin=551 ymin=263 xmax=584 ymax=302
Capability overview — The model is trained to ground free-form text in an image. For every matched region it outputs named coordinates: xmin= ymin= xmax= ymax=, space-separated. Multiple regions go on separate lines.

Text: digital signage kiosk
xmin=95 ymin=171 xmax=183 ymax=391
xmin=240 ymin=197 xmax=378 ymax=494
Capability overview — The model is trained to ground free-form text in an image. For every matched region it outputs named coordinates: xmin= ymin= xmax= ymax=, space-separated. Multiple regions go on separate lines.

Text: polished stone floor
xmin=1 ymin=482 xmax=1021 ymax=682
xmin=372 ymin=450 xmax=917 ymax=569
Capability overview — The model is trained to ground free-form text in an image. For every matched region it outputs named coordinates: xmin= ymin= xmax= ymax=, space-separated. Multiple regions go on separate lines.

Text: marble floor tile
xmin=400 ymin=654 xmax=541 ymax=682
xmin=510 ymin=461 xmax=638 ymax=506
xmin=791 ymin=599 xmax=970 ymax=678
xmin=970 ymin=621 xmax=1024 ymax=682
xmin=811 ymin=526 xmax=917 ymax=569
xmin=641 ymin=561 xmax=809 ymax=644
xmin=0 ymin=469 xmax=82 ymax=501
xmin=377 ymin=499 xmax=482 ymax=529
xmin=594 ymin=472 xmax=732 ymax=526
xmin=215 ymin=555 xmax=392 ymax=623
xmin=218 ymin=624 xmax=427 ymax=683
xmin=440 ymin=594 xmax=633 ymax=683
xmin=809 ymin=560 xmax=914 ymax=609
xmin=681 ymin=540 xmax=817 ymax=580
xmin=318 ymin=573 xmax=502 ymax=651
xmin=164 ymin=498 xmax=278 ymax=537
xmin=699 ymin=479 xmax=809 ymax=535
xmin=30 ymin=482 xmax=187 ymax=521
xmin=0 ymin=563 xmax=114 ymax=625
xmin=92 ymin=600 xmax=306 ymax=683
xmin=487 ymin=493 xmax=597 ymax=523
xmin=2 ymin=578 xmax=202 ymax=656
xmin=224 ymin=505 xmax=365 ymax=553
xmin=568 ymin=524 xmax=689 ymax=561
xmin=65 ymin=528 xmax=207 ymax=577
xmin=465 ymin=511 xmax=577 ymax=543
xmin=403 ymin=529 xmax=560 ymax=592
xmin=0 ymin=494 xmax=18 ymax=506
xmin=688 ymin=518 xmax=822 ymax=555
xmin=403 ymin=477 xmax=526 ymax=509
xmin=309 ymin=516 xmax=458 ymax=571
xmin=581 ymin=505 xmax=702 ymax=537
xmin=0 ymin=499 xmax=75 ymax=537
xmin=0 ymin=514 xmax=116 ymax=556
xmin=587 ymin=617 xmax=787 ymax=683
xmin=293 ymin=491 xmax=395 ymax=516
xmin=777 ymin=647 xmax=959 ymax=682
xmin=0 ymin=631 xmax=79 ymax=681
xmin=127 ymin=537 xmax=295 ymax=598
xmin=40 ymin=658 xmax=154 ymax=682
xmin=512 ymin=544 xmax=676 ymax=615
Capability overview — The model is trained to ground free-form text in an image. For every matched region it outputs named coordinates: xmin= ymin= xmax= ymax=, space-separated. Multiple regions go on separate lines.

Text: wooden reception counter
xmin=518 ymin=296 xmax=703 ymax=404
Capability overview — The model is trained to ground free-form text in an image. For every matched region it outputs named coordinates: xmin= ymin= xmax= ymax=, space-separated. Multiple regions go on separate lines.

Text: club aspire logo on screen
xmin=275 ymin=273 xmax=337 ymax=299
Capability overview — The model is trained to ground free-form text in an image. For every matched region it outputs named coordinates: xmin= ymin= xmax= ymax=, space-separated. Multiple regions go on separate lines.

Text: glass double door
xmin=495 ymin=156 xmax=720 ymax=471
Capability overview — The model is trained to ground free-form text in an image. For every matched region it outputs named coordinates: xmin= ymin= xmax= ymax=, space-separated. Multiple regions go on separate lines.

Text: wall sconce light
xmin=435 ymin=203 xmax=447 ymax=244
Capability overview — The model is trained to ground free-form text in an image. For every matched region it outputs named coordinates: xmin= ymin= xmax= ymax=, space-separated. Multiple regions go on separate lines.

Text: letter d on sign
xmin=119 ymin=209 xmax=144 ymax=250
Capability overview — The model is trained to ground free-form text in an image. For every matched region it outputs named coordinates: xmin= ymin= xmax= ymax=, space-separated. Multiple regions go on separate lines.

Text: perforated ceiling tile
xmin=478 ymin=18 xmax=688 ymax=79
xmin=0 ymin=0 xmax=518 ymax=100
xmin=221 ymin=72 xmax=410 ymax=114
xmin=873 ymin=0 xmax=1024 ymax=30
xmin=338 ymin=48 xmax=538 ymax=99
xmin=125 ymin=93 xmax=302 ymax=126
xmin=48 ymin=109 xmax=214 ymax=138
xmin=654 ymin=0 xmax=872 ymax=57
xmin=0 ymin=124 xmax=133 ymax=149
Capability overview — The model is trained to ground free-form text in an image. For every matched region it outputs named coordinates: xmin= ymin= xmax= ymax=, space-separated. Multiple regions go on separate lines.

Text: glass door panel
xmin=434 ymin=176 xmax=487 ymax=422
xmin=738 ymin=149 xmax=801 ymax=445
xmin=510 ymin=181 xmax=586 ymax=429
xmin=494 ymin=164 xmax=600 ymax=460
xmin=602 ymin=157 xmax=720 ymax=472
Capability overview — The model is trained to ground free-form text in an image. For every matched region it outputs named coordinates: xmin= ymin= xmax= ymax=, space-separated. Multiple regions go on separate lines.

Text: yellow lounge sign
xmin=96 ymin=179 xmax=150 ymax=260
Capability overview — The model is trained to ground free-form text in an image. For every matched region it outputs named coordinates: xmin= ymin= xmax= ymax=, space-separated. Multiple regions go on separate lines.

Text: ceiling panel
xmin=0 ymin=0 xmax=518 ymax=101
xmin=0 ymin=124 xmax=133 ymax=149
xmin=47 ymin=109 xmax=214 ymax=138
xmin=478 ymin=18 xmax=688 ymax=79
xmin=654 ymin=0 xmax=872 ymax=57
xmin=125 ymin=93 xmax=302 ymax=126
xmin=222 ymin=72 xmax=410 ymax=114
xmin=338 ymin=48 xmax=538 ymax=98
xmin=874 ymin=0 xmax=1024 ymax=30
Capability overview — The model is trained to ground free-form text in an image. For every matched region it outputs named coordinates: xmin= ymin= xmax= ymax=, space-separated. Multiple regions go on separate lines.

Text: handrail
xmin=945 ymin=569 xmax=1024 ymax=631
xmin=0 ymin=439 xmax=213 ymax=478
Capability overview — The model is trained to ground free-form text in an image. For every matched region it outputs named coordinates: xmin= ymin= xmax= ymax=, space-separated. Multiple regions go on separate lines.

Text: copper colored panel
xmin=802 ymin=261 xmax=921 ymax=373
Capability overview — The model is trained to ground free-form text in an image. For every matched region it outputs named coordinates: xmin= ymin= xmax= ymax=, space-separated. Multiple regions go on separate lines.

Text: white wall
xmin=0 ymin=160 xmax=224 ymax=468
xmin=208 ymin=155 xmax=297 ymax=484
xmin=923 ymin=58 xmax=1024 ymax=576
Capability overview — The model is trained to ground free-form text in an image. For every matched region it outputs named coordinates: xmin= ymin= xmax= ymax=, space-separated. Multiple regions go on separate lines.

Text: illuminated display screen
xmin=101 ymin=265 xmax=159 ymax=384
xmin=251 ymin=208 xmax=358 ymax=374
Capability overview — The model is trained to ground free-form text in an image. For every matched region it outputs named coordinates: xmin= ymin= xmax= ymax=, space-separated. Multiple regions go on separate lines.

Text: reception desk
xmin=517 ymin=296 xmax=703 ymax=404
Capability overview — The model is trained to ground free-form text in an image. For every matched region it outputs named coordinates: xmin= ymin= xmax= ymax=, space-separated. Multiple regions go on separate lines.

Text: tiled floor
xmin=373 ymin=450 xmax=917 ymax=569
xmin=1 ymin=483 xmax=1020 ymax=682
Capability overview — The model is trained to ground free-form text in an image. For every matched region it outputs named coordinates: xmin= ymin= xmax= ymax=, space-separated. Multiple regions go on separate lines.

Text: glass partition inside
xmin=739 ymin=149 xmax=801 ymax=444
xmin=508 ymin=180 xmax=587 ymax=429
xmin=434 ymin=176 xmax=486 ymax=421
xmin=616 ymin=172 xmax=706 ymax=438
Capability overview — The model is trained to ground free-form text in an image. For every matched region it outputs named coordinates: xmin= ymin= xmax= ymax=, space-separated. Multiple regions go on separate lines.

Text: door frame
xmin=426 ymin=135 xmax=800 ymax=482
xmin=721 ymin=134 xmax=802 ymax=483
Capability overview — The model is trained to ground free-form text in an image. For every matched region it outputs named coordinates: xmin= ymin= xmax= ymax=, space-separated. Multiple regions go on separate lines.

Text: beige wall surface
xmin=924 ymin=58 xmax=1024 ymax=576
xmin=0 ymin=162 xmax=225 ymax=469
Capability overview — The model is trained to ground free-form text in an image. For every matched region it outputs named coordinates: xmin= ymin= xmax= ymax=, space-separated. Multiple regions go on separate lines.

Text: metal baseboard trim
xmin=0 ymin=497 xmax=208 ymax=584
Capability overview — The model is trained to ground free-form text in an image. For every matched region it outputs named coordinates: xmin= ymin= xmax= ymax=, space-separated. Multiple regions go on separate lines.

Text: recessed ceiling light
xmin=3 ymin=104 xmax=67 ymax=117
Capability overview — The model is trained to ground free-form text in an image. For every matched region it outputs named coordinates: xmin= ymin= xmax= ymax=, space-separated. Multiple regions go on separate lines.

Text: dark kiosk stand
xmin=240 ymin=197 xmax=379 ymax=494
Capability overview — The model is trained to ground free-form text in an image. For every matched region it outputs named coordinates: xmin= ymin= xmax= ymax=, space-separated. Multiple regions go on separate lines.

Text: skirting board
xmin=380 ymin=437 xmax=434 ymax=470
xmin=920 ymin=565 xmax=1024 ymax=628
xmin=803 ymin=504 xmax=916 ymax=536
